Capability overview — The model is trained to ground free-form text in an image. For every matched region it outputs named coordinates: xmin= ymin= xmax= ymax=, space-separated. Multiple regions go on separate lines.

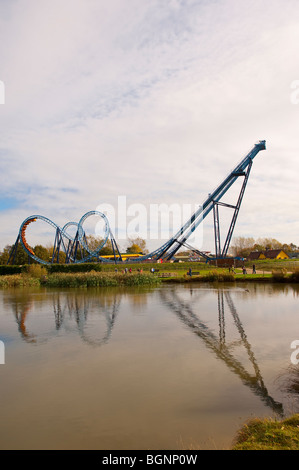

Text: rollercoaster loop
xmin=8 ymin=140 xmax=266 ymax=265
xmin=11 ymin=210 xmax=115 ymax=265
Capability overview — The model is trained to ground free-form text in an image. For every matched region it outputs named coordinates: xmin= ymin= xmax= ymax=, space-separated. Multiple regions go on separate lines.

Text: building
xmin=248 ymin=249 xmax=289 ymax=261
xmin=248 ymin=251 xmax=265 ymax=261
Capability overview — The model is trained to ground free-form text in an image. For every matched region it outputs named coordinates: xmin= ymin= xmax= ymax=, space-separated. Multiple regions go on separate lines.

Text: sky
xmin=0 ymin=0 xmax=299 ymax=253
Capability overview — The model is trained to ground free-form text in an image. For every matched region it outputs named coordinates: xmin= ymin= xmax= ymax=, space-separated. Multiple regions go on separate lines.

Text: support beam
xmin=213 ymin=202 xmax=221 ymax=259
xmin=221 ymin=159 xmax=253 ymax=258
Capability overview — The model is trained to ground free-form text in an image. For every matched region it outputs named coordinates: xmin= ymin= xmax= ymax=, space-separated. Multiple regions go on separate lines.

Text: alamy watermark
xmin=95 ymin=196 xmax=203 ymax=247
xmin=290 ymin=340 xmax=299 ymax=365
xmin=0 ymin=80 xmax=5 ymax=104
xmin=290 ymin=80 xmax=299 ymax=104
xmin=0 ymin=340 xmax=4 ymax=365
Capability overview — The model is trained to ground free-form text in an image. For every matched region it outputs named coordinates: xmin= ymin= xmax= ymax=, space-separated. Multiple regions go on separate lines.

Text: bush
xmin=272 ymin=269 xmax=287 ymax=282
xmin=0 ymin=274 xmax=40 ymax=287
xmin=0 ymin=265 xmax=25 ymax=275
xmin=27 ymin=264 xmax=47 ymax=279
xmin=232 ymin=415 xmax=299 ymax=450
xmin=122 ymin=273 xmax=161 ymax=286
xmin=44 ymin=272 xmax=161 ymax=288
xmin=290 ymin=269 xmax=299 ymax=283
xmin=46 ymin=263 xmax=102 ymax=274
xmin=201 ymin=271 xmax=235 ymax=282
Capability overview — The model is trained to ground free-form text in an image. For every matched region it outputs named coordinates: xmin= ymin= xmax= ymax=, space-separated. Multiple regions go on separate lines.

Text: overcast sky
xmin=0 ymin=0 xmax=299 ymax=253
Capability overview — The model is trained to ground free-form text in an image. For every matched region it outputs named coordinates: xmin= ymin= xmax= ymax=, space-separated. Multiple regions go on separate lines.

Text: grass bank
xmin=0 ymin=262 xmax=298 ymax=288
xmin=44 ymin=271 xmax=161 ymax=288
xmin=0 ymin=269 xmax=161 ymax=288
xmin=232 ymin=414 xmax=299 ymax=450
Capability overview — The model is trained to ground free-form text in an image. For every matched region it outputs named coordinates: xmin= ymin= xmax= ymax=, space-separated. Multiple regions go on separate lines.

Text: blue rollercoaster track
xmin=8 ymin=140 xmax=266 ymax=265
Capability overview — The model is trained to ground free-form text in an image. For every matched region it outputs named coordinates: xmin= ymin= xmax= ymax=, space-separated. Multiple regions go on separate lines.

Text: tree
xmin=289 ymin=243 xmax=299 ymax=252
xmin=0 ymin=245 xmax=11 ymax=264
xmin=99 ymin=241 xmax=114 ymax=256
xmin=0 ymin=243 xmax=30 ymax=265
xmin=45 ymin=245 xmax=67 ymax=264
xmin=257 ymin=238 xmax=282 ymax=250
xmin=126 ymin=237 xmax=148 ymax=254
xmin=85 ymin=235 xmax=114 ymax=255
xmin=34 ymin=245 xmax=50 ymax=263
xmin=229 ymin=237 xmax=255 ymax=258
xmin=126 ymin=243 xmax=143 ymax=254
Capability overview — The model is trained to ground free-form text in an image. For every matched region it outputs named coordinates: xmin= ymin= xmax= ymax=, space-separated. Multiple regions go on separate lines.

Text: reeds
xmin=0 ymin=274 xmax=40 ymax=287
xmin=0 ymin=271 xmax=161 ymax=288
xmin=44 ymin=272 xmax=161 ymax=288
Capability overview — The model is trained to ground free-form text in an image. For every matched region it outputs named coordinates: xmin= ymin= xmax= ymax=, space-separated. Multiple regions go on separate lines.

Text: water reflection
xmin=159 ymin=287 xmax=284 ymax=416
xmin=276 ymin=365 xmax=299 ymax=413
xmin=55 ymin=293 xmax=120 ymax=347
xmin=3 ymin=285 xmax=288 ymax=416
xmin=9 ymin=291 xmax=121 ymax=347
xmin=14 ymin=300 xmax=36 ymax=343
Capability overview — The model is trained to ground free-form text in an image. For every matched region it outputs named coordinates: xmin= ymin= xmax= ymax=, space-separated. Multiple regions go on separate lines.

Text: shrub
xmin=47 ymin=263 xmax=102 ymax=274
xmin=232 ymin=415 xmax=299 ymax=450
xmin=201 ymin=271 xmax=235 ymax=282
xmin=272 ymin=269 xmax=287 ymax=282
xmin=44 ymin=272 xmax=161 ymax=288
xmin=289 ymin=269 xmax=299 ymax=283
xmin=0 ymin=274 xmax=40 ymax=287
xmin=122 ymin=273 xmax=161 ymax=286
xmin=0 ymin=265 xmax=25 ymax=275
xmin=27 ymin=264 xmax=47 ymax=279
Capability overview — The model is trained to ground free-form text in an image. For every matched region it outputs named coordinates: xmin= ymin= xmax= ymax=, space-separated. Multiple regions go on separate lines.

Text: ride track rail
xmin=8 ymin=141 xmax=266 ymax=265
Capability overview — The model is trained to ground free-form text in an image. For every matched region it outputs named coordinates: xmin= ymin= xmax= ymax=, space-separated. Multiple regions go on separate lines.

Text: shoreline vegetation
xmin=0 ymin=260 xmax=299 ymax=288
xmin=232 ymin=415 xmax=299 ymax=450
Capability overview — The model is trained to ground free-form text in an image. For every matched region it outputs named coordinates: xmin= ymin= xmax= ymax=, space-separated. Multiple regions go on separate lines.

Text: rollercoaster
xmin=8 ymin=140 xmax=266 ymax=265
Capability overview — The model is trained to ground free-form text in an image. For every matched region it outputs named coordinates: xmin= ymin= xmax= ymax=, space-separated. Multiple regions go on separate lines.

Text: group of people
xmin=114 ymin=267 xmax=143 ymax=274
xmin=229 ymin=264 xmax=256 ymax=275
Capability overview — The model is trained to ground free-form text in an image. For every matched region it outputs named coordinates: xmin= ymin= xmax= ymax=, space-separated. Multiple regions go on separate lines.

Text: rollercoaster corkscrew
xmin=8 ymin=140 xmax=266 ymax=265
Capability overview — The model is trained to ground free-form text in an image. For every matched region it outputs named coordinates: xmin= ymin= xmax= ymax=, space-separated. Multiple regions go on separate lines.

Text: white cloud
xmin=0 ymin=0 xmax=299 ymax=252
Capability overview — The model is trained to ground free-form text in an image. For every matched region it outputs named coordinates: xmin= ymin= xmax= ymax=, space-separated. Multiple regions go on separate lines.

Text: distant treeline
xmin=229 ymin=237 xmax=298 ymax=258
xmin=0 ymin=235 xmax=148 ymax=265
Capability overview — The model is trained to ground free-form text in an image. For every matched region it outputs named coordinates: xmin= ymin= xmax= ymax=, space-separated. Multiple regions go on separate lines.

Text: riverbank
xmin=1 ymin=269 xmax=299 ymax=288
xmin=232 ymin=414 xmax=299 ymax=450
xmin=0 ymin=271 xmax=162 ymax=288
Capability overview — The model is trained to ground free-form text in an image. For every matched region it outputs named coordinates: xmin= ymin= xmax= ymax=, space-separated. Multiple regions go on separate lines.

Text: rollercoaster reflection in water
xmin=1 ymin=283 xmax=298 ymax=449
xmin=159 ymin=287 xmax=284 ymax=416
xmin=11 ymin=290 xmax=121 ymax=347
xmin=6 ymin=284 xmax=287 ymax=417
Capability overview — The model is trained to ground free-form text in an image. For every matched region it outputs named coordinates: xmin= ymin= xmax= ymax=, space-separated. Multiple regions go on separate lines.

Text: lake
xmin=0 ymin=282 xmax=298 ymax=450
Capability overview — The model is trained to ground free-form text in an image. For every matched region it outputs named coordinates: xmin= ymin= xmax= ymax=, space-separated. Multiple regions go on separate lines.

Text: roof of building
xmin=264 ymin=249 xmax=288 ymax=259
xmin=248 ymin=249 xmax=289 ymax=260
xmin=248 ymin=251 xmax=262 ymax=260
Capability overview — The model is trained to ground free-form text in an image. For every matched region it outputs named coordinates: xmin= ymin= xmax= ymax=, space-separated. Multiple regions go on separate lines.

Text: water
xmin=0 ymin=283 xmax=298 ymax=450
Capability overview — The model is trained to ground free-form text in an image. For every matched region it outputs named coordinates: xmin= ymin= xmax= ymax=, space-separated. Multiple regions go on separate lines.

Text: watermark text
xmin=290 ymin=80 xmax=299 ymax=104
xmin=96 ymin=196 xmax=203 ymax=248
xmin=0 ymin=80 xmax=5 ymax=104
xmin=0 ymin=340 xmax=5 ymax=364
xmin=290 ymin=340 xmax=299 ymax=365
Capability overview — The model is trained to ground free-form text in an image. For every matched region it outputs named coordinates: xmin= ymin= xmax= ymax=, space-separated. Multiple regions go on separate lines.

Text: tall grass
xmin=232 ymin=415 xmax=299 ymax=450
xmin=0 ymin=274 xmax=40 ymax=287
xmin=179 ymin=271 xmax=235 ymax=282
xmin=290 ymin=269 xmax=299 ymax=283
xmin=43 ymin=272 xmax=161 ymax=288
xmin=0 ymin=271 xmax=161 ymax=288
xmin=200 ymin=271 xmax=235 ymax=282
xmin=27 ymin=264 xmax=47 ymax=279
xmin=272 ymin=269 xmax=287 ymax=282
